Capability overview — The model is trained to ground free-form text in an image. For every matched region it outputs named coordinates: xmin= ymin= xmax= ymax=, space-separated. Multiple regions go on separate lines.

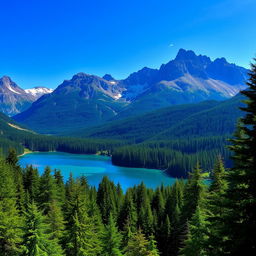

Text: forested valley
xmin=0 ymin=60 xmax=256 ymax=255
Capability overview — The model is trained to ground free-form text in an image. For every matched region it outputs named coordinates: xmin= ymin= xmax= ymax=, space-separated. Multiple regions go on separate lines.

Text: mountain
xmin=14 ymin=73 xmax=126 ymax=134
xmin=0 ymin=76 xmax=35 ymax=116
xmin=0 ymin=76 xmax=53 ymax=116
xmin=13 ymin=49 xmax=248 ymax=134
xmin=25 ymin=87 xmax=53 ymax=99
xmin=115 ymin=49 xmax=248 ymax=118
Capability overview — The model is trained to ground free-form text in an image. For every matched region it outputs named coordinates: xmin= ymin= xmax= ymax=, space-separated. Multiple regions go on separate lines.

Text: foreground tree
xmin=222 ymin=59 xmax=256 ymax=254
xmin=101 ymin=213 xmax=123 ymax=256
xmin=22 ymin=202 xmax=63 ymax=256
xmin=124 ymin=230 xmax=159 ymax=256
xmin=180 ymin=206 xmax=209 ymax=256
xmin=0 ymin=160 xmax=23 ymax=255
xmin=206 ymin=156 xmax=228 ymax=255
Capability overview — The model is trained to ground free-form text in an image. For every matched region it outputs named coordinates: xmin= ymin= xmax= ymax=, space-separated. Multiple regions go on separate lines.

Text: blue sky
xmin=0 ymin=0 xmax=255 ymax=89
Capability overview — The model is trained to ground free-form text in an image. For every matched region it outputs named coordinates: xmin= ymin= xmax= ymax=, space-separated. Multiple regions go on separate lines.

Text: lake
xmin=19 ymin=152 xmax=178 ymax=190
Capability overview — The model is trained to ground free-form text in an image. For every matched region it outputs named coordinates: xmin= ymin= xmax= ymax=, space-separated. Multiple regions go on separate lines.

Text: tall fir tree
xmin=182 ymin=162 xmax=207 ymax=221
xmin=38 ymin=167 xmax=58 ymax=214
xmin=206 ymin=156 xmax=228 ymax=255
xmin=118 ymin=189 xmax=137 ymax=232
xmin=179 ymin=206 xmax=209 ymax=256
xmin=22 ymin=202 xmax=63 ymax=256
xmin=222 ymin=59 xmax=256 ymax=254
xmin=124 ymin=229 xmax=159 ymax=256
xmin=0 ymin=160 xmax=23 ymax=255
xmin=5 ymin=148 xmax=25 ymax=212
xmin=64 ymin=179 xmax=102 ymax=256
xmin=101 ymin=213 xmax=123 ymax=256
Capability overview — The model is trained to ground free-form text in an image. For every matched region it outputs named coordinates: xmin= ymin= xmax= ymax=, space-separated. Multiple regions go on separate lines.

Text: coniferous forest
xmin=0 ymin=60 xmax=256 ymax=255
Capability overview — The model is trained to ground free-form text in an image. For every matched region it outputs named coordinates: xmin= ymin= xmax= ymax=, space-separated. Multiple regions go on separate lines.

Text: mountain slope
xmin=0 ymin=76 xmax=53 ymax=116
xmin=0 ymin=76 xmax=36 ymax=116
xmin=77 ymin=93 xmax=244 ymax=143
xmin=14 ymin=73 xmax=127 ymax=134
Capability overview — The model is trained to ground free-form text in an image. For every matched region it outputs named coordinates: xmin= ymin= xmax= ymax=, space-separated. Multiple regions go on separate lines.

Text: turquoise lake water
xmin=19 ymin=152 xmax=177 ymax=190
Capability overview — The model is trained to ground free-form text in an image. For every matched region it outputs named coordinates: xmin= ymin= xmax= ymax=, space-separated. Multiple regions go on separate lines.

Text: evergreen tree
xmin=182 ymin=162 xmax=207 ymax=221
xmin=64 ymin=180 xmax=102 ymax=256
xmin=23 ymin=166 xmax=40 ymax=203
xmin=221 ymin=59 xmax=256 ymax=254
xmin=97 ymin=176 xmax=118 ymax=224
xmin=101 ymin=213 xmax=123 ymax=256
xmin=46 ymin=200 xmax=65 ymax=241
xmin=5 ymin=148 xmax=19 ymax=167
xmin=0 ymin=160 xmax=23 ymax=255
xmin=53 ymin=170 xmax=66 ymax=205
xmin=157 ymin=215 xmax=171 ymax=256
xmin=22 ymin=202 xmax=63 ymax=256
xmin=179 ymin=206 xmax=209 ymax=256
xmin=206 ymin=156 xmax=228 ymax=255
xmin=147 ymin=234 xmax=160 ymax=256
xmin=118 ymin=189 xmax=137 ymax=232
xmin=124 ymin=230 xmax=159 ymax=256
xmin=5 ymin=148 xmax=25 ymax=211
xmin=38 ymin=167 xmax=58 ymax=214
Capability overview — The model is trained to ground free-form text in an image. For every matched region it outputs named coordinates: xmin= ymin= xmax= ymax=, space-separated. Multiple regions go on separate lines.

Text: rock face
xmin=0 ymin=76 xmax=53 ymax=116
xmin=13 ymin=49 xmax=248 ymax=134
xmin=0 ymin=76 xmax=35 ymax=116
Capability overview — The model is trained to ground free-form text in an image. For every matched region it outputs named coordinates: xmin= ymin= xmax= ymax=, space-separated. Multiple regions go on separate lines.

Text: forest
xmin=0 ymin=61 xmax=255 ymax=255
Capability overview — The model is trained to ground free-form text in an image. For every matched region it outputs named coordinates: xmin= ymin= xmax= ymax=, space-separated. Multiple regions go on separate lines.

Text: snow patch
xmin=113 ymin=93 xmax=122 ymax=100
xmin=6 ymin=84 xmax=21 ymax=94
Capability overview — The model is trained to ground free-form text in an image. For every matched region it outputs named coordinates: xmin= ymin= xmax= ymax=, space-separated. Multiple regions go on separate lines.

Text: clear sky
xmin=0 ymin=0 xmax=255 ymax=89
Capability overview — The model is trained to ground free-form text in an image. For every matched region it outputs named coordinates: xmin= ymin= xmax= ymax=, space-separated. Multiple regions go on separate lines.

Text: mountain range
xmin=11 ymin=49 xmax=248 ymax=134
xmin=0 ymin=76 xmax=52 ymax=116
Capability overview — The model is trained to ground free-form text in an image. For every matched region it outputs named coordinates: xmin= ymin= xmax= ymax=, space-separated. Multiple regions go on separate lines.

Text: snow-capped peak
xmin=25 ymin=87 xmax=53 ymax=99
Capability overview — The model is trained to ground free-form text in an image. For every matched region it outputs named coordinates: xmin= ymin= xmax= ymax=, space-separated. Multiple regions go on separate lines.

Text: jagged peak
xmin=175 ymin=48 xmax=197 ymax=60
xmin=213 ymin=57 xmax=228 ymax=64
xmin=0 ymin=75 xmax=12 ymax=82
xmin=103 ymin=74 xmax=115 ymax=81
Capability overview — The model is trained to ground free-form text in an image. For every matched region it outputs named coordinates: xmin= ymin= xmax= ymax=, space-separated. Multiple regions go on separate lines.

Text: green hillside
xmin=0 ymin=112 xmax=124 ymax=157
xmin=72 ymin=94 xmax=245 ymax=176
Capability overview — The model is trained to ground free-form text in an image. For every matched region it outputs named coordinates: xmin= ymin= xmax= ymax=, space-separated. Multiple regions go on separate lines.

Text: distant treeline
xmin=112 ymin=136 xmax=232 ymax=177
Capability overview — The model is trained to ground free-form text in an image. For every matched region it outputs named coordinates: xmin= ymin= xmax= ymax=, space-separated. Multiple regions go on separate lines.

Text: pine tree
xmin=179 ymin=206 xmax=209 ymax=256
xmin=222 ymin=59 xmax=256 ymax=254
xmin=101 ymin=213 xmax=123 ymax=256
xmin=206 ymin=156 xmax=228 ymax=255
xmin=97 ymin=176 xmax=118 ymax=224
xmin=46 ymin=200 xmax=65 ymax=241
xmin=5 ymin=148 xmax=25 ymax=212
xmin=0 ymin=160 xmax=23 ymax=255
xmin=118 ymin=189 xmax=137 ymax=232
xmin=23 ymin=165 xmax=40 ymax=203
xmin=147 ymin=234 xmax=160 ymax=256
xmin=53 ymin=170 xmax=66 ymax=205
xmin=22 ymin=202 xmax=63 ymax=256
xmin=124 ymin=230 xmax=158 ymax=256
xmin=182 ymin=162 xmax=207 ymax=221
xmin=158 ymin=215 xmax=171 ymax=256
xmin=64 ymin=180 xmax=102 ymax=256
xmin=38 ymin=167 xmax=58 ymax=214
